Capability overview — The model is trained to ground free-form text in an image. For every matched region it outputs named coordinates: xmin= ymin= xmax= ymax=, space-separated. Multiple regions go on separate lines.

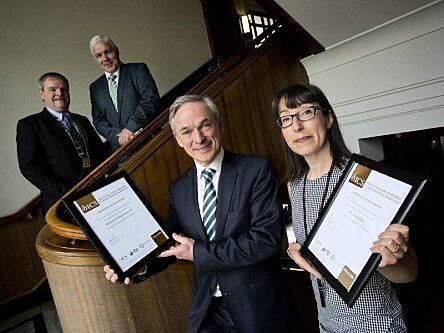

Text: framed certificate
xmin=62 ymin=171 xmax=174 ymax=281
xmin=300 ymin=154 xmax=426 ymax=307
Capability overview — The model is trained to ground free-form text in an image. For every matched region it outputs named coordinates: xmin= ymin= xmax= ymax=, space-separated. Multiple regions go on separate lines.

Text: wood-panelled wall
xmin=0 ymin=206 xmax=46 ymax=306
xmin=124 ymin=37 xmax=308 ymax=220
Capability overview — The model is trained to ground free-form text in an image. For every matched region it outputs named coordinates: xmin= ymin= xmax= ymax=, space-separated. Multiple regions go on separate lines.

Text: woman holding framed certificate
xmin=272 ymin=84 xmax=418 ymax=332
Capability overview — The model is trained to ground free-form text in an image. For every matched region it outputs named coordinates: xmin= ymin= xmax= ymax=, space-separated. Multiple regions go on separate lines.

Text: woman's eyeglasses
xmin=275 ymin=106 xmax=324 ymax=128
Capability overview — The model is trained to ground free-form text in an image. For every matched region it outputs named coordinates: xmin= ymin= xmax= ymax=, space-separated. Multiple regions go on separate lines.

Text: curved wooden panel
xmin=0 ymin=205 xmax=46 ymax=305
xmin=36 ymin=225 xmax=194 ymax=332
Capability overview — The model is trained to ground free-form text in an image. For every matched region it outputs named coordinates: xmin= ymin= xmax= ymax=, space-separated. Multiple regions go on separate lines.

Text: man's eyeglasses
xmin=275 ymin=106 xmax=323 ymax=128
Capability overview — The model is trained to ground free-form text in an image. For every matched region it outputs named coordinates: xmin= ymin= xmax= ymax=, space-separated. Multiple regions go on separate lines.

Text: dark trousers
xmin=198 ymin=297 xmax=239 ymax=333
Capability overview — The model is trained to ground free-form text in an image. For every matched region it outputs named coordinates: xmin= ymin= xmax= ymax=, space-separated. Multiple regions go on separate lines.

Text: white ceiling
xmin=275 ymin=0 xmax=438 ymax=49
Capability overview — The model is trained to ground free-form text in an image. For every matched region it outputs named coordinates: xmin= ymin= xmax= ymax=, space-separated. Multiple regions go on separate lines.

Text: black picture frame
xmin=62 ymin=171 xmax=174 ymax=282
xmin=300 ymin=154 xmax=426 ymax=307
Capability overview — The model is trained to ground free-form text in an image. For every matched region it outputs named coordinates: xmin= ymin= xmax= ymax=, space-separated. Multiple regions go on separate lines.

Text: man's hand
xmin=104 ymin=265 xmax=131 ymax=285
xmin=158 ymin=233 xmax=195 ymax=261
xmin=117 ymin=128 xmax=134 ymax=146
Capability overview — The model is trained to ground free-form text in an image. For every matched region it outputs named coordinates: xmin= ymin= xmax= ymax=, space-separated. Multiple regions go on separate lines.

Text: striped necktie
xmin=61 ymin=113 xmax=83 ymax=149
xmin=108 ymin=74 xmax=118 ymax=112
xmin=61 ymin=113 xmax=80 ymax=141
xmin=202 ymin=168 xmax=217 ymax=241
xmin=61 ymin=113 xmax=72 ymax=132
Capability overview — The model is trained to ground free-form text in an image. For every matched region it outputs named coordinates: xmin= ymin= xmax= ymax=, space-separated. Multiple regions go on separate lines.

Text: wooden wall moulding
xmin=0 ymin=196 xmax=41 ymax=225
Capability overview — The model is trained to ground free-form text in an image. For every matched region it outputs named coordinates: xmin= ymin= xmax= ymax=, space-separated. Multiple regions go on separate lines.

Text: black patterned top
xmin=288 ymin=163 xmax=407 ymax=333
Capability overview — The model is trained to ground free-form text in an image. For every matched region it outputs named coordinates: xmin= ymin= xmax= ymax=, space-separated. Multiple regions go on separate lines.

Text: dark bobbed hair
xmin=38 ymin=72 xmax=69 ymax=91
xmin=271 ymin=83 xmax=351 ymax=181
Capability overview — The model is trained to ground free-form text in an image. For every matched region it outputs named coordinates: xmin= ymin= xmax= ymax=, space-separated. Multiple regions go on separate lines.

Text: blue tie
xmin=202 ymin=168 xmax=217 ymax=241
xmin=61 ymin=113 xmax=81 ymax=145
xmin=61 ymin=113 xmax=72 ymax=131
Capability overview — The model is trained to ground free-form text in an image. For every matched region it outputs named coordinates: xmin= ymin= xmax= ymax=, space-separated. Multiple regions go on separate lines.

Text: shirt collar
xmin=195 ymin=148 xmax=224 ymax=177
xmin=105 ymin=67 xmax=120 ymax=80
xmin=46 ymin=107 xmax=69 ymax=121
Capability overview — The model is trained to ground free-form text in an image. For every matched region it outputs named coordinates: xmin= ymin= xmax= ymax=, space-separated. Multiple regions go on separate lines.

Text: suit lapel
xmin=98 ymin=74 xmax=118 ymax=115
xmin=117 ymin=63 xmax=127 ymax=114
xmin=215 ymin=151 xmax=237 ymax=240
xmin=41 ymin=108 xmax=73 ymax=147
xmin=184 ymin=166 xmax=209 ymax=241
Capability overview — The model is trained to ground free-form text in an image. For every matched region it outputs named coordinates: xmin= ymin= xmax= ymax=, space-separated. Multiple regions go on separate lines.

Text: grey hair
xmin=89 ymin=34 xmax=118 ymax=53
xmin=38 ymin=72 xmax=69 ymax=91
xmin=169 ymin=95 xmax=221 ymax=135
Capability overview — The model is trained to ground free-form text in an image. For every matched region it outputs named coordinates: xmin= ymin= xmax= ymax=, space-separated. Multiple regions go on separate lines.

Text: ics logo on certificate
xmin=76 ymin=193 xmax=100 ymax=213
xmin=349 ymin=164 xmax=371 ymax=188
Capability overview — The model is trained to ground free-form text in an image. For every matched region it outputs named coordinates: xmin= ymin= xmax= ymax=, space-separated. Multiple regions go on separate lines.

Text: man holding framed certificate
xmin=272 ymin=84 xmax=419 ymax=332
xmin=105 ymin=95 xmax=294 ymax=333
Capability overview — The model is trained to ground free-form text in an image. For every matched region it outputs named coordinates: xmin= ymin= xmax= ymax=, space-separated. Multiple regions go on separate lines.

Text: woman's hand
xmin=287 ymin=242 xmax=323 ymax=280
xmin=371 ymin=224 xmax=418 ymax=283
xmin=371 ymin=224 xmax=409 ymax=267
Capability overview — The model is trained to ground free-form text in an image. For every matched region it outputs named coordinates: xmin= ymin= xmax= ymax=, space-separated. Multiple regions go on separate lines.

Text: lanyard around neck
xmin=302 ymin=162 xmax=334 ymax=237
xmin=301 ymin=162 xmax=334 ymax=308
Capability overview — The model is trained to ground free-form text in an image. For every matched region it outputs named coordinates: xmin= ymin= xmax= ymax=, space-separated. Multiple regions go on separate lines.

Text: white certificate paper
xmin=308 ymin=162 xmax=412 ymax=290
xmin=73 ymin=177 xmax=168 ymax=272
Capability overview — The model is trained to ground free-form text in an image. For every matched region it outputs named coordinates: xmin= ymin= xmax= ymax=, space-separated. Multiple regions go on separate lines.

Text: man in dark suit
xmin=16 ymin=72 xmax=107 ymax=213
xmin=89 ymin=35 xmax=161 ymax=151
xmin=105 ymin=95 xmax=294 ymax=332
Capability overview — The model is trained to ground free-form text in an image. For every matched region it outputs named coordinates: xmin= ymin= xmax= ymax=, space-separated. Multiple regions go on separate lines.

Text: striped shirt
xmin=289 ymin=163 xmax=407 ymax=333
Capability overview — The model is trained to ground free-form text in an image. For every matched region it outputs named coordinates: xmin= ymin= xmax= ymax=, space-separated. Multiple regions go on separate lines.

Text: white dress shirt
xmin=46 ymin=107 xmax=67 ymax=122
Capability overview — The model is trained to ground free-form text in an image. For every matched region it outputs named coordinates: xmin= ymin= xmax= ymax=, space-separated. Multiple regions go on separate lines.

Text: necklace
xmin=302 ymin=162 xmax=334 ymax=307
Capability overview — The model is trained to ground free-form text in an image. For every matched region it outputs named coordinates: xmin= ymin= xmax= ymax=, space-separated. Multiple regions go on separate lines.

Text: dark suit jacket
xmin=167 ymin=151 xmax=294 ymax=333
xmin=89 ymin=62 xmax=160 ymax=151
xmin=16 ymin=108 xmax=107 ymax=213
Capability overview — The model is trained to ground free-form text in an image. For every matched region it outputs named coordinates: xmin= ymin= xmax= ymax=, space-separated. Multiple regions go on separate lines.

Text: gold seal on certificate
xmin=62 ymin=171 xmax=174 ymax=281
xmin=301 ymin=154 xmax=426 ymax=307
